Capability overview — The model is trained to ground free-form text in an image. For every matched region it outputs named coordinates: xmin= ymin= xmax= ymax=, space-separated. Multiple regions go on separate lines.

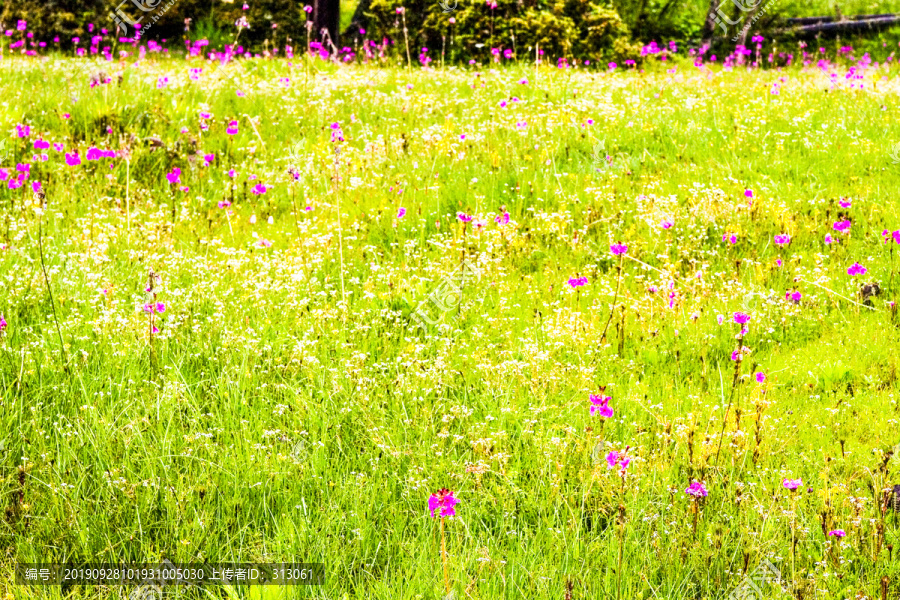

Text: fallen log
xmin=784 ymin=13 xmax=895 ymax=25
xmin=778 ymin=14 xmax=900 ymax=35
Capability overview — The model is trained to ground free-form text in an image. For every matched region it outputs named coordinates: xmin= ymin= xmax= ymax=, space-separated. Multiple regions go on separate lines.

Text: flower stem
xmin=713 ymin=332 xmax=745 ymax=466
xmin=38 ymin=218 xmax=69 ymax=374
xmin=440 ymin=516 xmax=450 ymax=595
xmin=600 ymin=254 xmax=624 ymax=343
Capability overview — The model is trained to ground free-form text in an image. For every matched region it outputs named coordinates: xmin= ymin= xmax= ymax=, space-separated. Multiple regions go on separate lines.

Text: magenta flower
xmin=34 ymin=139 xmax=50 ymax=150
xmin=825 ymin=234 xmax=833 ymax=245
xmin=833 ymin=220 xmax=851 ymax=232
xmin=142 ymin=302 xmax=166 ymax=314
xmin=605 ymin=450 xmax=630 ymax=472
xmin=589 ymin=394 xmax=613 ymax=418
xmin=329 ymin=122 xmax=344 ymax=142
xmin=396 ymin=207 xmax=407 ymax=219
xmin=828 ymin=529 xmax=846 ymax=537
xmin=755 ymin=372 xmax=766 ymax=383
xmin=730 ymin=348 xmax=743 ymax=361
xmin=32 ymin=181 xmax=41 ymax=193
xmin=157 ymin=76 xmax=169 ymax=89
xmin=774 ymin=234 xmax=791 ymax=246
xmin=744 ymin=189 xmax=753 ymax=198
xmin=227 ymin=169 xmax=236 ymax=178
xmin=660 ymin=219 xmax=674 ymax=229
xmin=53 ymin=143 xmax=64 ymax=152
xmin=568 ymin=276 xmax=588 ymax=288
xmin=218 ymin=200 xmax=232 ymax=208
xmin=610 ymin=243 xmax=628 ymax=256
xmin=203 ymin=153 xmax=215 ymax=166
xmin=733 ymin=312 xmax=750 ymax=325
xmin=226 ymin=120 xmax=239 ymax=135
xmin=256 ymin=239 xmax=273 ymax=248
xmin=847 ymin=262 xmax=867 ymax=276
xmin=495 ymin=212 xmax=510 ymax=225
xmin=685 ymin=481 xmax=708 ymax=498
xmin=786 ymin=291 xmax=801 ymax=303
xmin=428 ymin=489 xmax=459 ymax=518
xmin=838 ymin=198 xmax=851 ymax=208
xmin=166 ymin=167 xmax=181 ymax=184
xmin=65 ymin=152 xmax=81 ymax=166
xmin=0 ymin=315 xmax=6 ymax=332
xmin=457 ymin=212 xmax=472 ymax=223
xmin=782 ymin=478 xmax=802 ymax=490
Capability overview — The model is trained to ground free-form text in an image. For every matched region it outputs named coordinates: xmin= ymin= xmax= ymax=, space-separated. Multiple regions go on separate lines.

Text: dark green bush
xmin=0 ymin=0 xmax=301 ymax=49
xmin=350 ymin=0 xmax=641 ymax=63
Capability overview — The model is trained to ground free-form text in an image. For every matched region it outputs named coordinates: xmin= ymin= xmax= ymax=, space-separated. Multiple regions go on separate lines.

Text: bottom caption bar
xmin=16 ymin=563 xmax=325 ymax=586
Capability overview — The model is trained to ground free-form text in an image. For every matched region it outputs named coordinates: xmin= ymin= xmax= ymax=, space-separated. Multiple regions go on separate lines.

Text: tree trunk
xmin=348 ymin=0 xmax=373 ymax=35
xmin=314 ymin=0 xmax=340 ymax=46
xmin=702 ymin=0 xmax=719 ymax=42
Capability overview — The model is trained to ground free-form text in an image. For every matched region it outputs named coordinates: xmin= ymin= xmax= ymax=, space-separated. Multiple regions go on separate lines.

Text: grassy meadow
xmin=1 ymin=42 xmax=900 ymax=600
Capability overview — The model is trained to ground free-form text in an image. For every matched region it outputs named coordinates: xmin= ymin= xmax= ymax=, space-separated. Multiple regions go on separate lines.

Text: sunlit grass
xmin=0 ymin=47 xmax=900 ymax=599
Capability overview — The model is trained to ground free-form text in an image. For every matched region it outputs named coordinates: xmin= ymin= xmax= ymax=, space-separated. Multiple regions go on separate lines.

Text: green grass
xmin=1 ymin=46 xmax=900 ymax=600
